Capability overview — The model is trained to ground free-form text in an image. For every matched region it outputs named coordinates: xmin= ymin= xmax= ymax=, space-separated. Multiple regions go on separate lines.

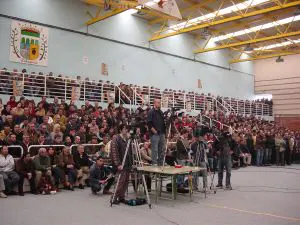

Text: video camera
xmin=164 ymin=107 xmax=181 ymax=122
xmin=128 ymin=116 xmax=146 ymax=138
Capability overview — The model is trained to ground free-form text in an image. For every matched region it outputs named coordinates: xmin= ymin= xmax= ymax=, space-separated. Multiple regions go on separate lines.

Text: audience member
xmin=89 ymin=156 xmax=114 ymax=195
xmin=58 ymin=147 xmax=77 ymax=191
xmin=0 ymin=146 xmax=19 ymax=195
xmin=74 ymin=145 xmax=92 ymax=189
xmin=0 ymin=67 xmax=298 ymax=199
xmin=16 ymin=152 xmax=37 ymax=195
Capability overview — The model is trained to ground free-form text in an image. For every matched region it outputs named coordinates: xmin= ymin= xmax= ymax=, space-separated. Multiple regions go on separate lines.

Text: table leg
xmin=172 ymin=175 xmax=177 ymax=200
xmin=189 ymin=172 xmax=193 ymax=201
xmin=159 ymin=177 xmax=162 ymax=197
xmin=134 ymin=172 xmax=138 ymax=193
xmin=155 ymin=174 xmax=158 ymax=204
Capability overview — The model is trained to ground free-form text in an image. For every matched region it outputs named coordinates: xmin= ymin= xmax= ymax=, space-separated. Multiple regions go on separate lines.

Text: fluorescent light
xmin=168 ymin=0 xmax=271 ymax=31
xmin=123 ymin=9 xmax=138 ymax=15
xmin=213 ymin=15 xmax=300 ymax=42
xmin=252 ymin=39 xmax=300 ymax=51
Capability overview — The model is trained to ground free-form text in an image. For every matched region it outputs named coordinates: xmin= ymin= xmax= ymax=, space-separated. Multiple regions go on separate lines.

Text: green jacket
xmin=34 ymin=155 xmax=51 ymax=171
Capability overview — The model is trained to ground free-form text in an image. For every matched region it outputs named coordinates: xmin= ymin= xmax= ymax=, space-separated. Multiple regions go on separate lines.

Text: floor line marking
xmin=202 ymin=203 xmax=300 ymax=222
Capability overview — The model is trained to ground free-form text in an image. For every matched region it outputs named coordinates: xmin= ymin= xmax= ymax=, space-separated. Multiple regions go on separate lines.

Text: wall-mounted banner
xmin=13 ymin=80 xmax=24 ymax=96
xmin=102 ymin=63 xmax=108 ymax=76
xmin=71 ymin=86 xmax=81 ymax=101
xmin=10 ymin=20 xmax=49 ymax=66
xmin=197 ymin=79 xmax=202 ymax=89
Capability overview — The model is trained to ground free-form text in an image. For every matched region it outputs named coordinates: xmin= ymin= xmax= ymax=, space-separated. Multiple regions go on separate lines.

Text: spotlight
xmin=294 ymin=6 xmax=300 ymax=16
xmin=244 ymin=44 xmax=254 ymax=51
xmin=276 ymin=56 xmax=284 ymax=62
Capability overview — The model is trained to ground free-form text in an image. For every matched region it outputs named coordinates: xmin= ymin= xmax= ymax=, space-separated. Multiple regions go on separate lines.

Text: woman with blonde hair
xmin=11 ymin=102 xmax=24 ymax=116
xmin=50 ymin=124 xmax=63 ymax=141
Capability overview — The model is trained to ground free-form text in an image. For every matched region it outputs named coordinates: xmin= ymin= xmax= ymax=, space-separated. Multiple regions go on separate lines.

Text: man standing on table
xmin=147 ymin=99 xmax=166 ymax=166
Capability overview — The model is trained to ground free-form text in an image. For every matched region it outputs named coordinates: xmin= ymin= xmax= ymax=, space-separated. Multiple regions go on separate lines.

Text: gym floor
xmin=1 ymin=165 xmax=300 ymax=225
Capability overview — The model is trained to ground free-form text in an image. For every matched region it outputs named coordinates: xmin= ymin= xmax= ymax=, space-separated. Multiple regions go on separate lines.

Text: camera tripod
xmin=110 ymin=135 xmax=152 ymax=209
xmin=161 ymin=111 xmax=180 ymax=170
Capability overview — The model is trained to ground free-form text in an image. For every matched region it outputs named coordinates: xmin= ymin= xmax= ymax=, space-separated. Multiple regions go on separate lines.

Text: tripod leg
xmin=110 ymin=139 xmax=132 ymax=206
xmin=141 ymin=174 xmax=152 ymax=209
xmin=110 ymin=172 xmax=122 ymax=207
xmin=162 ymin=124 xmax=172 ymax=169
xmin=188 ymin=171 xmax=193 ymax=201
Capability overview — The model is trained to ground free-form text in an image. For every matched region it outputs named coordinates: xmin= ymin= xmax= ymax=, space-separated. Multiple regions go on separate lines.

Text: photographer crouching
xmin=147 ymin=99 xmax=166 ymax=166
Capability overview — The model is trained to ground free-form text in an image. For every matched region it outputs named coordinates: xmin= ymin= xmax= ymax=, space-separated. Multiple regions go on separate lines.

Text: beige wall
xmin=254 ymin=54 xmax=300 ymax=116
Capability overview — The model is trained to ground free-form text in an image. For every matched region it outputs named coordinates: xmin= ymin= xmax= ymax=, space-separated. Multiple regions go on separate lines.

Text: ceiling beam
xmin=86 ymin=8 xmax=129 ymax=25
xmin=148 ymin=0 xmax=215 ymax=25
xmin=149 ymin=0 xmax=300 ymax=42
xmin=194 ymin=31 xmax=300 ymax=54
xmin=229 ymin=51 xmax=300 ymax=63
xmin=84 ymin=0 xmax=139 ymax=25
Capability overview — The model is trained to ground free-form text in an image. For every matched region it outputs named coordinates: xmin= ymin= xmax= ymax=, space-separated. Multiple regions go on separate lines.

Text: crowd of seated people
xmin=0 ymin=67 xmax=272 ymax=115
xmin=0 ymin=66 xmax=297 ymax=197
xmin=0 ymin=95 xmax=135 ymax=197
xmin=0 ymin=93 xmax=298 ymax=198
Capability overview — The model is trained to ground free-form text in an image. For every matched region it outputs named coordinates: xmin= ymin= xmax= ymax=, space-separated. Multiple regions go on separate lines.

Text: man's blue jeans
xmin=256 ymin=148 xmax=264 ymax=166
xmin=150 ymin=134 xmax=166 ymax=166
xmin=218 ymin=156 xmax=231 ymax=186
xmin=264 ymin=148 xmax=272 ymax=164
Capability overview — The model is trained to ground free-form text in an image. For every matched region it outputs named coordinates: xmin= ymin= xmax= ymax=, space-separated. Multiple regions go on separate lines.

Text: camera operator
xmin=110 ymin=124 xmax=131 ymax=204
xmin=140 ymin=142 xmax=152 ymax=192
xmin=175 ymin=129 xmax=191 ymax=187
xmin=176 ymin=129 xmax=190 ymax=165
xmin=147 ymin=99 xmax=166 ymax=166
xmin=216 ymin=132 xmax=235 ymax=190
xmin=190 ymin=129 xmax=209 ymax=191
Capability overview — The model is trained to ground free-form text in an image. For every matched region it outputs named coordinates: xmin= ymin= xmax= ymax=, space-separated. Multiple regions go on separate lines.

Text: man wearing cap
xmin=190 ymin=129 xmax=208 ymax=191
xmin=89 ymin=156 xmax=114 ymax=195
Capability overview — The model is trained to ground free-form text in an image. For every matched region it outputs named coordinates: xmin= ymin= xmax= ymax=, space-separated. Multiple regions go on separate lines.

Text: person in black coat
xmin=89 ymin=156 xmax=114 ymax=195
xmin=73 ymin=145 xmax=92 ymax=189
xmin=16 ymin=153 xmax=37 ymax=195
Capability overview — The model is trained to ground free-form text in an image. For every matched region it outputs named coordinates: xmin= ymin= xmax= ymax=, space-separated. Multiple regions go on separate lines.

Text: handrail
xmin=0 ymin=69 xmax=273 ymax=117
xmin=0 ymin=145 xmax=24 ymax=158
xmin=28 ymin=144 xmax=66 ymax=155
xmin=116 ymin=85 xmax=132 ymax=112
xmin=202 ymin=115 xmax=212 ymax=128
xmin=212 ymin=97 xmax=234 ymax=114
xmin=70 ymin=143 xmax=103 ymax=150
xmin=70 ymin=143 xmax=107 ymax=157
xmin=131 ymin=87 xmax=145 ymax=105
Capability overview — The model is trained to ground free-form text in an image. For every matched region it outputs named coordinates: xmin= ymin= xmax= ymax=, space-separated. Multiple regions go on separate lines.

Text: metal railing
xmin=28 ymin=144 xmax=66 ymax=156
xmin=0 ymin=70 xmax=120 ymax=105
xmin=0 ymin=69 xmax=272 ymax=117
xmin=200 ymin=114 xmax=235 ymax=133
xmin=0 ymin=145 xmax=24 ymax=159
xmin=129 ymin=86 xmax=272 ymax=116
